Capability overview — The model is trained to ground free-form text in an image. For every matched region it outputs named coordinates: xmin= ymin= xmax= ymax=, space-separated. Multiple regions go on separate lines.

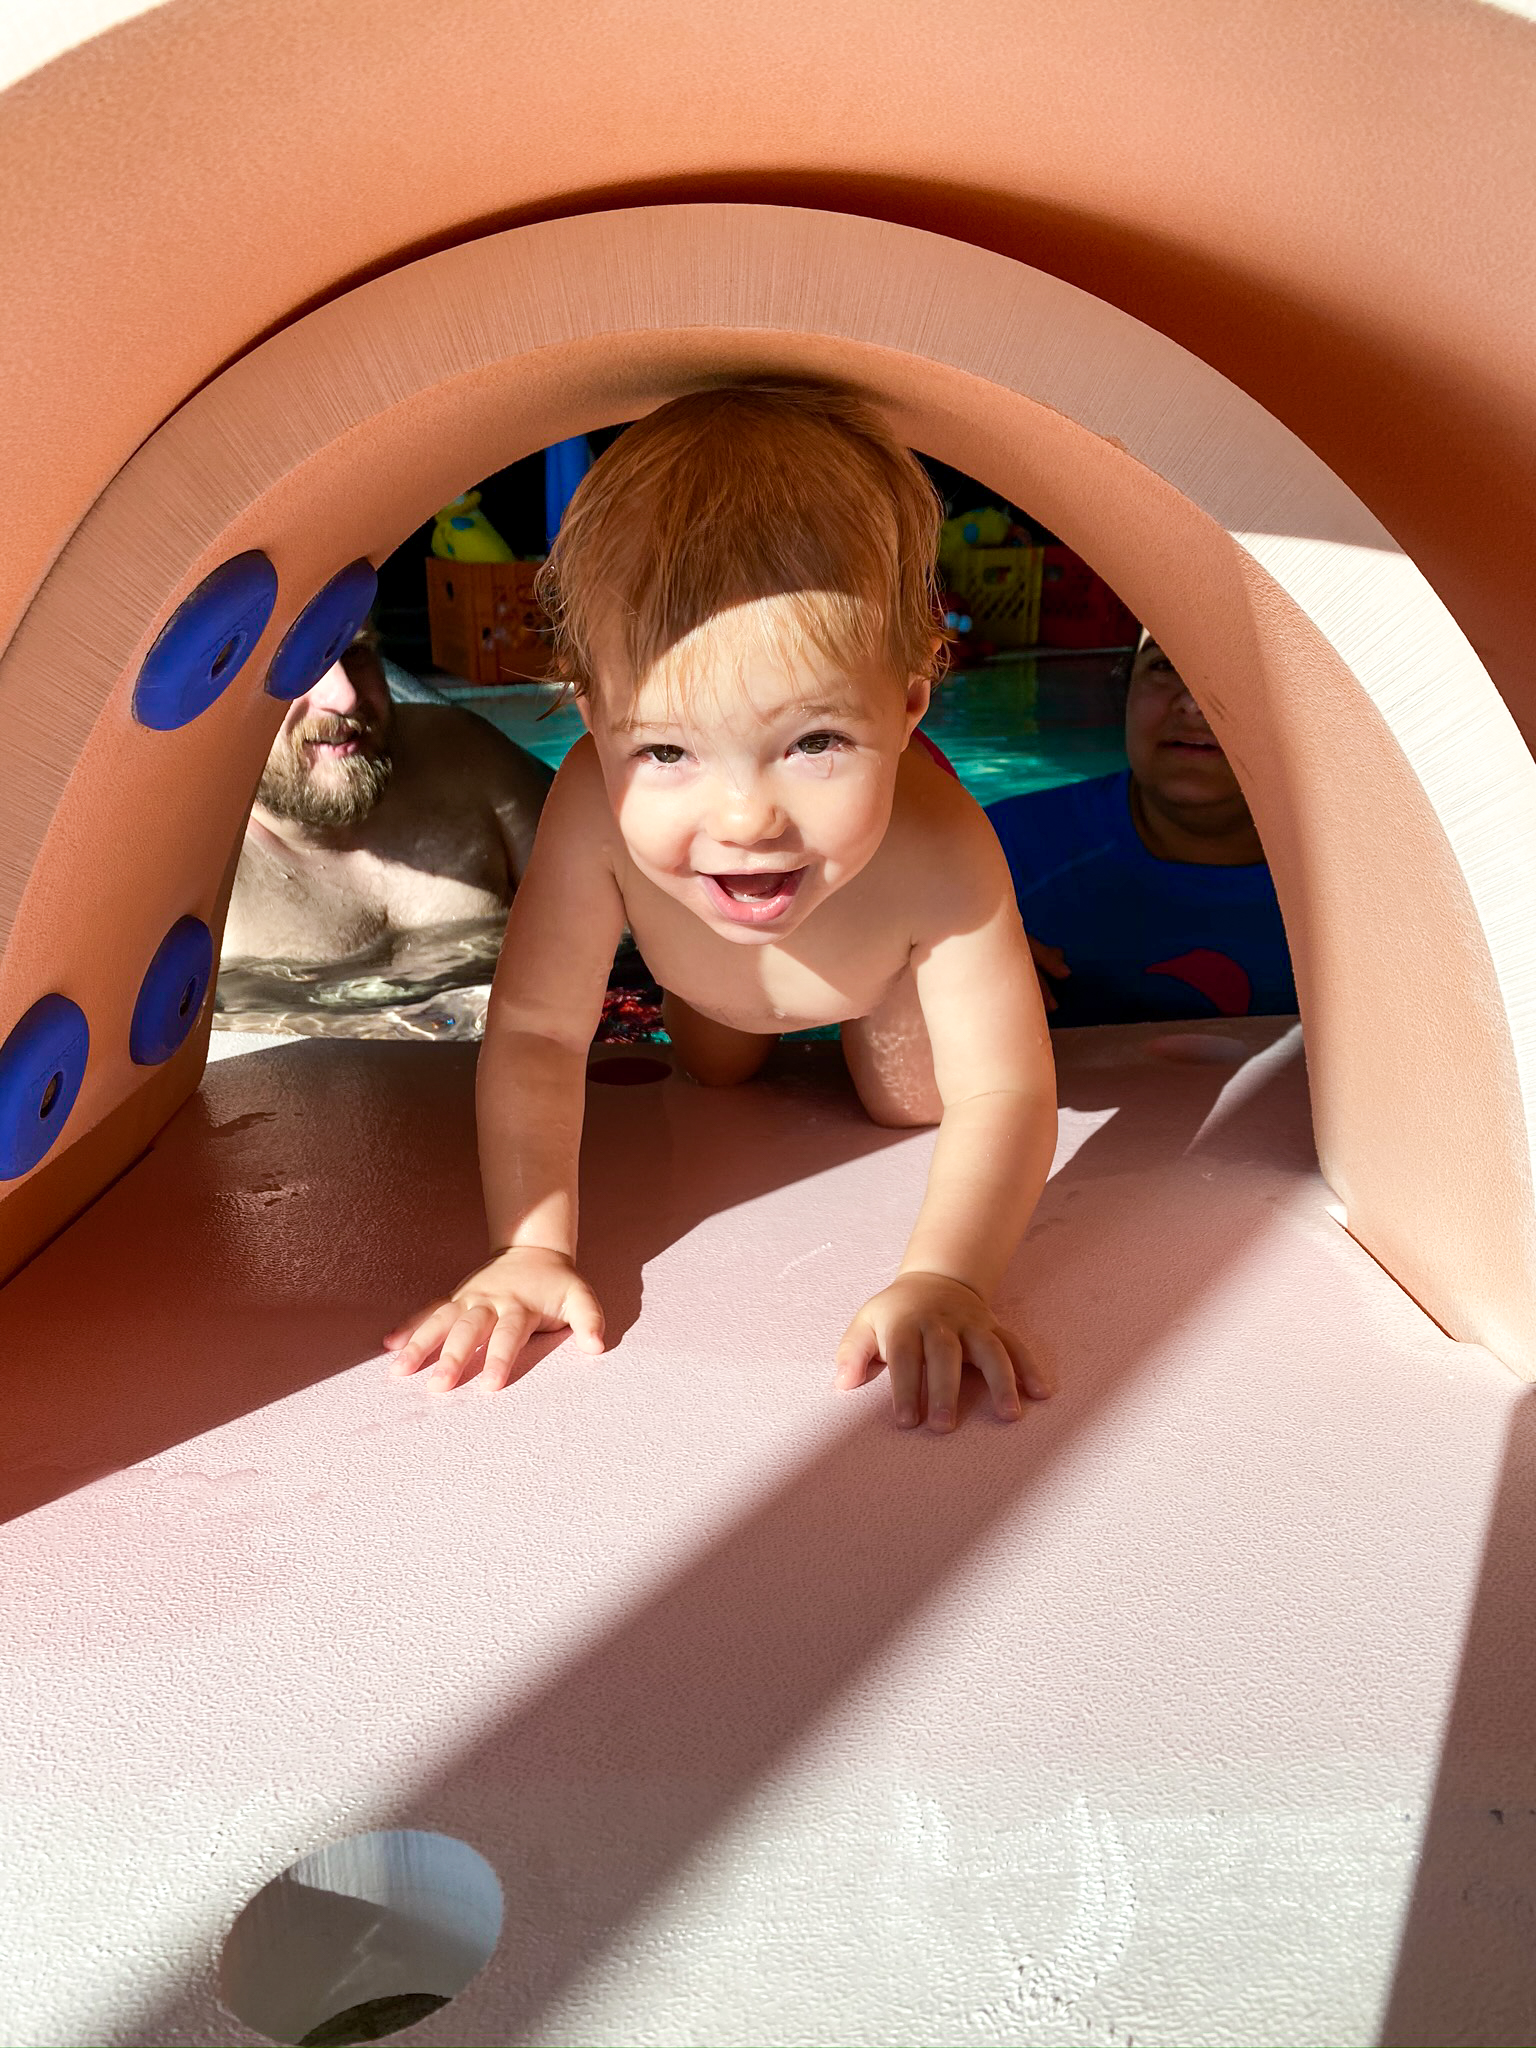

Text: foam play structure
xmin=3 ymin=4 xmax=1536 ymax=2045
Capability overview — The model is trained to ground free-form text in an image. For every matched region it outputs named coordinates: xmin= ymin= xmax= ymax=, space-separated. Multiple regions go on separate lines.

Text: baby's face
xmin=583 ymin=634 xmax=928 ymax=946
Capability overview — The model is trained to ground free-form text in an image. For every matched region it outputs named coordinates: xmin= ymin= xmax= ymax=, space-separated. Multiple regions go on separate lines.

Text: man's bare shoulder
xmin=397 ymin=703 xmax=552 ymax=795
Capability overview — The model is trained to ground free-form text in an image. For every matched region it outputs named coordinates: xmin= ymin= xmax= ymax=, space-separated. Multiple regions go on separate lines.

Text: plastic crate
xmin=426 ymin=557 xmax=552 ymax=683
xmin=946 ymin=545 xmax=1043 ymax=649
xmin=1036 ymin=546 xmax=1138 ymax=650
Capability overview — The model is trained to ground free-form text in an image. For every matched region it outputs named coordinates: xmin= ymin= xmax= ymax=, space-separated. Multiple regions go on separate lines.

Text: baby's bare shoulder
xmin=544 ymin=732 xmax=608 ymax=819
xmin=883 ymin=747 xmax=1014 ymax=924
xmin=889 ymin=743 xmax=1006 ymax=862
xmin=523 ymin=733 xmax=617 ymax=865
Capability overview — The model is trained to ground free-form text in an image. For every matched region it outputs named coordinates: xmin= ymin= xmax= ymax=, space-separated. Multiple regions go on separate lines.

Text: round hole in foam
xmin=219 ymin=1830 xmax=502 ymax=2046
xmin=209 ymin=633 xmax=245 ymax=681
xmin=588 ymin=1054 xmax=670 ymax=1086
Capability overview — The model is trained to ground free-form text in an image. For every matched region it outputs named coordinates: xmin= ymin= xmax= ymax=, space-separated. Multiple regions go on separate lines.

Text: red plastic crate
xmin=1036 ymin=546 xmax=1138 ymax=650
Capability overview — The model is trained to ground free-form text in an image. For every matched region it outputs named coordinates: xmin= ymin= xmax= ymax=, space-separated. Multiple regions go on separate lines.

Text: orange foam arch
xmin=1 ymin=202 xmax=1533 ymax=1370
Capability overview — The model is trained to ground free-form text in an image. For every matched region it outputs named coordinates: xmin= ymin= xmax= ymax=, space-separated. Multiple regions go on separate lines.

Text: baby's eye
xmin=792 ymin=730 xmax=848 ymax=757
xmin=638 ymin=743 xmax=687 ymax=766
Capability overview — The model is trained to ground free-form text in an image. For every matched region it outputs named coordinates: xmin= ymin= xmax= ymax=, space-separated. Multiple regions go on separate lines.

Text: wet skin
xmin=222 ymin=650 xmax=553 ymax=970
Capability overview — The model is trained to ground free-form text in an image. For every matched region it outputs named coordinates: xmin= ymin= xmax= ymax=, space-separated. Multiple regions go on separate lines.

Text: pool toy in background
xmin=938 ymin=508 xmax=1044 ymax=656
xmin=430 ymin=491 xmax=514 ymax=562
xmin=940 ymin=507 xmax=1014 ymax=555
xmin=426 ymin=557 xmax=551 ymax=684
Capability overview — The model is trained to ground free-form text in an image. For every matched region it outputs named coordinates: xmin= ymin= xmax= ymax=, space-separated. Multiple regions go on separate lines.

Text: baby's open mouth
xmin=700 ymin=867 xmax=807 ymax=925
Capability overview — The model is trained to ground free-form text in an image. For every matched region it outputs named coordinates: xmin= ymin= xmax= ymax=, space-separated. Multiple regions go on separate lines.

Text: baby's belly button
xmin=725 ymin=1008 xmax=846 ymax=1033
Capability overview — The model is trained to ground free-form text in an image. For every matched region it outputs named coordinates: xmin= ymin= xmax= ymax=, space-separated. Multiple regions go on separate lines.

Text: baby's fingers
xmin=1000 ymin=1324 xmax=1056 ymax=1402
xmin=481 ymin=1306 xmax=541 ymax=1393
xmin=429 ymin=1303 xmax=496 ymax=1391
xmin=886 ymin=1324 xmax=924 ymax=1431
xmin=562 ymin=1278 xmax=607 ymax=1356
xmin=964 ymin=1326 xmax=1025 ymax=1423
xmin=922 ymin=1325 xmax=964 ymax=1434
xmin=834 ymin=1320 xmax=880 ymax=1392
xmin=387 ymin=1301 xmax=457 ymax=1376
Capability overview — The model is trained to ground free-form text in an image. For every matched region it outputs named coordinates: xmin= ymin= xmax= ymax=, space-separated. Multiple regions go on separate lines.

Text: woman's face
xmin=1123 ymin=636 xmax=1243 ymax=812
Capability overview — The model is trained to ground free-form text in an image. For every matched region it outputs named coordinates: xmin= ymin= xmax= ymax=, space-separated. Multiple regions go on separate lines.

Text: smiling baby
xmin=386 ymin=381 xmax=1058 ymax=1431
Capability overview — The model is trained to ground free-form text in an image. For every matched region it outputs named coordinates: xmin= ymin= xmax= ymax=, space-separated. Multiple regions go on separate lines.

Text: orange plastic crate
xmin=426 ymin=558 xmax=552 ymax=684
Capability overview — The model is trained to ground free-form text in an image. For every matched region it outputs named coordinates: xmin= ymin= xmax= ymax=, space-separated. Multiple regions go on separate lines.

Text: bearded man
xmin=219 ymin=629 xmax=553 ymax=1006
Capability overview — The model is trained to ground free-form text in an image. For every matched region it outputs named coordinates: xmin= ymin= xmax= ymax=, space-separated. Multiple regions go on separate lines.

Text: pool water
xmin=455 ymin=657 xmax=1128 ymax=806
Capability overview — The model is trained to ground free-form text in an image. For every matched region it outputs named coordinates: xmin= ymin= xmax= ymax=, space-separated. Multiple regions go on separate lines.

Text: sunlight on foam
xmin=1051 ymin=1106 xmax=1120 ymax=1175
xmin=205 ymin=1030 xmax=304 ymax=1063
xmin=0 ymin=0 xmax=173 ymax=91
xmin=1183 ymin=1024 xmax=1304 ymax=1156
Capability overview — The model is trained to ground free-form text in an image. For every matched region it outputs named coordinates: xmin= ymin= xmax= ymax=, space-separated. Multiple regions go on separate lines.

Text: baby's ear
xmin=904 ymin=670 xmax=933 ymax=733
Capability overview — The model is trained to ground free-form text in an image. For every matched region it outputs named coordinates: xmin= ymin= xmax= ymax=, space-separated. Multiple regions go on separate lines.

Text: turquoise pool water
xmin=453 ymin=658 xmax=1128 ymax=806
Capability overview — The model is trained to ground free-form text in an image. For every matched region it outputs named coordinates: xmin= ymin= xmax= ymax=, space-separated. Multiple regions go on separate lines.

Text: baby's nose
xmin=710 ymin=777 xmax=785 ymax=844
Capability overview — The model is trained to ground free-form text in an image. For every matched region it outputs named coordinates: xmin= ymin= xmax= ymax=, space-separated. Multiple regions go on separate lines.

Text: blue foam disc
xmin=265 ymin=559 xmax=379 ymax=701
xmin=0 ymin=994 xmax=90 ymax=1180
xmin=133 ymin=553 xmax=279 ymax=731
xmin=130 ymin=916 xmax=215 ymax=1066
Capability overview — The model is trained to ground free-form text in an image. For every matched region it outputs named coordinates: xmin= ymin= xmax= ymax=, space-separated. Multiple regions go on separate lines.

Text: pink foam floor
xmin=0 ymin=1020 xmax=1531 ymax=2046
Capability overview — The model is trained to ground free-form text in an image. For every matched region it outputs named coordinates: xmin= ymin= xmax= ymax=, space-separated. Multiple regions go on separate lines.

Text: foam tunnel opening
xmin=0 ymin=204 xmax=1532 ymax=1370
xmin=214 ymin=434 xmax=1197 ymax=1049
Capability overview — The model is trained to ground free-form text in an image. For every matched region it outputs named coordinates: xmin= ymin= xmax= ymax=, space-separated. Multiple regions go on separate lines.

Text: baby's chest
xmin=626 ymin=894 xmax=911 ymax=1032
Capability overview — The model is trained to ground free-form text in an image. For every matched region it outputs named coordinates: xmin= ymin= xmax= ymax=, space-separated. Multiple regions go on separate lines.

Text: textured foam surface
xmin=1 ymin=1023 xmax=1530 ymax=2045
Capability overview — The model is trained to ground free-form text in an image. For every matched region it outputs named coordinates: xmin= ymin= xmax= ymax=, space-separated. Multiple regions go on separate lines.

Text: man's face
xmin=1123 ymin=635 xmax=1242 ymax=811
xmin=256 ymin=646 xmax=396 ymax=829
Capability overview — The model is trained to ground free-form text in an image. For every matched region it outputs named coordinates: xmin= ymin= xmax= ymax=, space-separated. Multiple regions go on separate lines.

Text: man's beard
xmin=257 ymin=714 xmax=395 ymax=829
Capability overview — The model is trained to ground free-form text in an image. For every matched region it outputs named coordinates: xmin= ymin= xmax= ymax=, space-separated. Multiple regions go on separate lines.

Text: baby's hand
xmin=383 ymin=1247 xmax=606 ymax=1393
xmin=834 ymin=1272 xmax=1054 ymax=1433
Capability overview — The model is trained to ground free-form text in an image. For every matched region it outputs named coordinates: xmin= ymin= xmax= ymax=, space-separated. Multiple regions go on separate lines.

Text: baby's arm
xmin=385 ymin=737 xmax=627 ymax=1390
xmin=837 ymin=799 xmax=1058 ymax=1430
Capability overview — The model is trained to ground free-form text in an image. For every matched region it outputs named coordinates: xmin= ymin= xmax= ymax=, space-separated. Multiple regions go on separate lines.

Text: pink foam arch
xmin=0 ymin=202 xmax=1533 ymax=1371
